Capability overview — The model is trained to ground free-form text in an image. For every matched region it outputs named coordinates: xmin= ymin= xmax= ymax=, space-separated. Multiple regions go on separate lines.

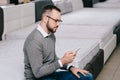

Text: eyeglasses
xmin=47 ymin=16 xmax=62 ymax=23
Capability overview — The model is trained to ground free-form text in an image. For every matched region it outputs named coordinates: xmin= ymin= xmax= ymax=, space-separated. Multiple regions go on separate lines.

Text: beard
xmin=46 ymin=20 xmax=58 ymax=33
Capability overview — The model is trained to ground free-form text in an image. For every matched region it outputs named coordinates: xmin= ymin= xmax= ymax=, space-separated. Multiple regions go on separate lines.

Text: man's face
xmin=46 ymin=9 xmax=61 ymax=33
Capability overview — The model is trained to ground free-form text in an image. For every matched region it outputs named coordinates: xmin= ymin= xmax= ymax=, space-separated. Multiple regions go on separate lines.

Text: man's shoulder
xmin=27 ymin=29 xmax=43 ymax=40
xmin=24 ymin=29 xmax=43 ymax=46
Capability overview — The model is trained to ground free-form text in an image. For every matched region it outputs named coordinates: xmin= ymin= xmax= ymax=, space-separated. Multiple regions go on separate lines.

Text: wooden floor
xmin=96 ymin=43 xmax=120 ymax=80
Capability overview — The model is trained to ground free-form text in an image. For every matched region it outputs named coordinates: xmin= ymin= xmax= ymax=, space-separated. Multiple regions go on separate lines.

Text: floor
xmin=96 ymin=43 xmax=120 ymax=80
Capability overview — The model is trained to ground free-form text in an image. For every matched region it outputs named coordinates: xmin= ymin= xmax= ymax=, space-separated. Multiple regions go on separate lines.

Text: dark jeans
xmin=39 ymin=71 xmax=93 ymax=80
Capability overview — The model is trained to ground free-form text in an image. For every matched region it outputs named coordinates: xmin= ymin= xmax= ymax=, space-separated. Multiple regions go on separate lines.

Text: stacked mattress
xmin=0 ymin=2 xmax=35 ymax=40
xmin=5 ymin=23 xmax=38 ymax=40
xmin=55 ymin=24 xmax=116 ymax=63
xmin=56 ymin=25 xmax=113 ymax=48
xmin=94 ymin=0 xmax=120 ymax=8
xmin=61 ymin=8 xmax=120 ymax=28
xmin=94 ymin=2 xmax=120 ymax=8
xmin=0 ymin=38 xmax=101 ymax=79
xmin=61 ymin=8 xmax=120 ymax=45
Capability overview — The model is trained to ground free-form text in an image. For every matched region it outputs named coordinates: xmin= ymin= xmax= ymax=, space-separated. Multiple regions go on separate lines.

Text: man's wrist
xmin=60 ymin=58 xmax=66 ymax=65
xmin=68 ymin=65 xmax=75 ymax=71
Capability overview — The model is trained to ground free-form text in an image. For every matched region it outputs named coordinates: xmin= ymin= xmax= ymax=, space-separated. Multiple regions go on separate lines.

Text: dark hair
xmin=41 ymin=5 xmax=61 ymax=16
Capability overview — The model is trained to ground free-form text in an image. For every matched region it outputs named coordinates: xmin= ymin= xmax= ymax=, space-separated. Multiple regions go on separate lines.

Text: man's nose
xmin=56 ymin=21 xmax=61 ymax=26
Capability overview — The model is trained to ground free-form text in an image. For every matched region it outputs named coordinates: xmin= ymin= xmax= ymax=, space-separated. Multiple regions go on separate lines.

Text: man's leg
xmin=39 ymin=71 xmax=93 ymax=80
xmin=54 ymin=71 xmax=93 ymax=80
xmin=38 ymin=75 xmax=56 ymax=80
xmin=38 ymin=71 xmax=77 ymax=80
xmin=78 ymin=72 xmax=94 ymax=80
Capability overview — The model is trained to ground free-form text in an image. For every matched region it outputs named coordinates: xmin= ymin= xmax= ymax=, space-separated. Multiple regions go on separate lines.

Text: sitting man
xmin=23 ymin=5 xmax=94 ymax=80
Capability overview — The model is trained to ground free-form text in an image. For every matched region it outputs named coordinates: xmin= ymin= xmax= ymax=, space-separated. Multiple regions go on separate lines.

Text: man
xmin=23 ymin=5 xmax=93 ymax=80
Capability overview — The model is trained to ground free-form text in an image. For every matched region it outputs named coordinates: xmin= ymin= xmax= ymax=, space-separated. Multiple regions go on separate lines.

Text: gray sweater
xmin=23 ymin=29 xmax=65 ymax=79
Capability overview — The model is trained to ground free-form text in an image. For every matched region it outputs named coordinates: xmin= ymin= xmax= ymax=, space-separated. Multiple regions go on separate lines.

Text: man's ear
xmin=43 ymin=16 xmax=48 ymax=23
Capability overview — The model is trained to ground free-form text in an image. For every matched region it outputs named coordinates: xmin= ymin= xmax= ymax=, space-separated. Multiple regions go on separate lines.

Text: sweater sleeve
xmin=54 ymin=51 xmax=68 ymax=70
xmin=25 ymin=40 xmax=61 ymax=78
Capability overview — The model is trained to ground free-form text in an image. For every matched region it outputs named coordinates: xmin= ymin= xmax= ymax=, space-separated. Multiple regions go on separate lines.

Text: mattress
xmin=94 ymin=2 xmax=120 ymax=8
xmin=84 ymin=49 xmax=104 ymax=79
xmin=61 ymin=8 xmax=120 ymax=44
xmin=56 ymin=38 xmax=99 ymax=69
xmin=1 ymin=3 xmax=35 ymax=40
xmin=61 ymin=8 xmax=120 ymax=30
xmin=0 ymin=39 xmax=99 ymax=80
xmin=55 ymin=24 xmax=113 ymax=49
xmin=114 ymin=25 xmax=120 ymax=45
xmin=55 ymin=24 xmax=116 ymax=63
xmin=5 ymin=23 xmax=38 ymax=40
xmin=0 ymin=40 xmax=25 ymax=80
xmin=103 ymin=34 xmax=116 ymax=63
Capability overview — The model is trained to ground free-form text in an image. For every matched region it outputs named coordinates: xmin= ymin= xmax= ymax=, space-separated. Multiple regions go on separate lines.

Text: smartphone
xmin=75 ymin=48 xmax=80 ymax=53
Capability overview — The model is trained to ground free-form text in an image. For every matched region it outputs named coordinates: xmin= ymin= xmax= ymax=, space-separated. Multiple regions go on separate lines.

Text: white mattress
xmin=5 ymin=23 xmax=38 ymax=40
xmin=56 ymin=38 xmax=99 ymax=69
xmin=0 ymin=39 xmax=99 ymax=80
xmin=0 ymin=40 xmax=25 ymax=80
xmin=55 ymin=24 xmax=113 ymax=49
xmin=1 ymin=3 xmax=35 ymax=40
xmin=94 ymin=2 xmax=120 ymax=8
xmin=103 ymin=34 xmax=116 ymax=63
xmin=61 ymin=8 xmax=120 ymax=30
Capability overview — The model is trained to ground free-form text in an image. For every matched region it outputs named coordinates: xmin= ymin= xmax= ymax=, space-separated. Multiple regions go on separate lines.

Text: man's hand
xmin=61 ymin=51 xmax=77 ymax=65
xmin=70 ymin=67 xmax=89 ymax=78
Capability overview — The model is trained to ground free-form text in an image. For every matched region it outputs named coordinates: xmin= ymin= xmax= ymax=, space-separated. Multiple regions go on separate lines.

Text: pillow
xmin=20 ymin=3 xmax=35 ymax=28
xmin=18 ymin=0 xmax=23 ymax=3
xmin=68 ymin=0 xmax=83 ymax=11
xmin=55 ymin=0 xmax=72 ymax=14
xmin=64 ymin=1 xmax=73 ymax=14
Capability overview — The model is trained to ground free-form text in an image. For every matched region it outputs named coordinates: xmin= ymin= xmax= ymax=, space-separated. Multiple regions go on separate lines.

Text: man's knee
xmin=85 ymin=73 xmax=94 ymax=80
xmin=77 ymin=72 xmax=93 ymax=80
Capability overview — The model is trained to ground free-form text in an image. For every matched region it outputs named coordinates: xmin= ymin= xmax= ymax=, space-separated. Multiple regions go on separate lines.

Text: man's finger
xmin=81 ymin=72 xmax=86 ymax=76
xmin=75 ymin=73 xmax=80 ymax=78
